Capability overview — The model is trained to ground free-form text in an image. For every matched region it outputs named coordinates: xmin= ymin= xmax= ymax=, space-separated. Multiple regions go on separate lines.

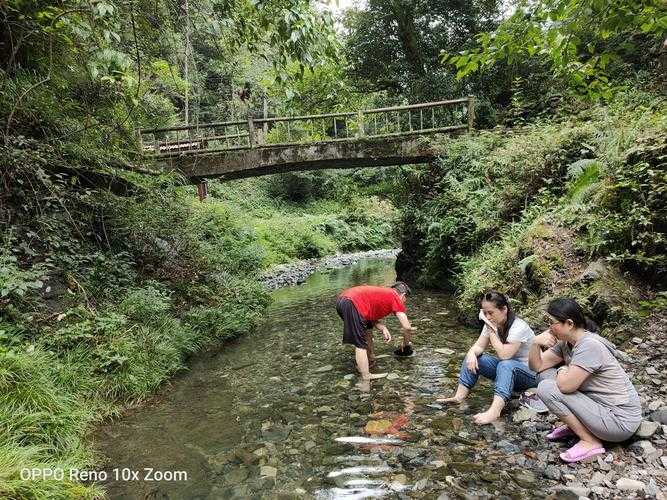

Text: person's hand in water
xmin=394 ymin=343 xmax=413 ymax=356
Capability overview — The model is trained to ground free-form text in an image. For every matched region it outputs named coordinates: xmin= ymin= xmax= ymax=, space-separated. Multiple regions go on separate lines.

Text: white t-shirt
xmin=481 ymin=316 xmax=534 ymax=365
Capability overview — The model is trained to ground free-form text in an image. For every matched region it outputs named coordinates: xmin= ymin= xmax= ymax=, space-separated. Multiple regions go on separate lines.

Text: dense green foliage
xmin=0 ymin=0 xmax=338 ymax=154
xmin=343 ymin=0 xmax=501 ymax=101
xmin=443 ymin=0 xmax=666 ymax=99
xmin=395 ymin=90 xmax=666 ymax=323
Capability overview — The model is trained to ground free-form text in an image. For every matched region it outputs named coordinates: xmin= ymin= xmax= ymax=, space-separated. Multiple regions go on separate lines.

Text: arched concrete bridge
xmin=139 ymin=97 xmax=475 ymax=183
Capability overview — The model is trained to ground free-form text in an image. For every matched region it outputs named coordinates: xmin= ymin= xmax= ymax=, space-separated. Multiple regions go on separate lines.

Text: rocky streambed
xmin=97 ymin=257 xmax=666 ymax=499
xmin=260 ymin=249 xmax=400 ymax=289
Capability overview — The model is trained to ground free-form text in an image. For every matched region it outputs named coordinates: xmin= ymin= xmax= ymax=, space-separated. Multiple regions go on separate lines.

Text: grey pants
xmin=536 ymin=369 xmax=641 ymax=442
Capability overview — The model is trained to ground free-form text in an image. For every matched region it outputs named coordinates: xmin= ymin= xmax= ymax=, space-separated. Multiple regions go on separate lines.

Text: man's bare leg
xmin=366 ymin=330 xmax=375 ymax=369
xmin=437 ymin=384 xmax=470 ymax=403
xmin=355 ymin=347 xmax=386 ymax=380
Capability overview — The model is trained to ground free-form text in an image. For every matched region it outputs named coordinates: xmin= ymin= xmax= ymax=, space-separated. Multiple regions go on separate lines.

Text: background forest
xmin=1 ymin=0 xmax=666 ymax=497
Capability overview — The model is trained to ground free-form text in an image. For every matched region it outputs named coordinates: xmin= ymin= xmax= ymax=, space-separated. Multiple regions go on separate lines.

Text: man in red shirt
xmin=336 ymin=282 xmax=416 ymax=380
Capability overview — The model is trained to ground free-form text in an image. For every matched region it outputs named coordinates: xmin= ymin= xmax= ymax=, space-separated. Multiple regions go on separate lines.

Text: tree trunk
xmin=388 ymin=0 xmax=426 ymax=77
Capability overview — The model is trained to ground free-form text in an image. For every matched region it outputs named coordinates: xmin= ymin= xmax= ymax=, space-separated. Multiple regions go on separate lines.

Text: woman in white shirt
xmin=438 ymin=291 xmax=536 ymax=424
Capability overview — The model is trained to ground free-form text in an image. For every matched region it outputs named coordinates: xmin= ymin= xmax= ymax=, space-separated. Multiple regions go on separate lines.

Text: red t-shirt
xmin=339 ymin=285 xmax=406 ymax=321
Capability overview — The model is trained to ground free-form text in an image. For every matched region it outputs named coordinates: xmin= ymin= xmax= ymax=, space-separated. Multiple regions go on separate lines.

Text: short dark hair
xmin=391 ymin=281 xmax=411 ymax=296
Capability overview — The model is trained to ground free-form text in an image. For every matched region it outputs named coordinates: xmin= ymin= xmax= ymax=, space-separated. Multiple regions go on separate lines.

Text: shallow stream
xmin=98 ymin=257 xmax=549 ymax=499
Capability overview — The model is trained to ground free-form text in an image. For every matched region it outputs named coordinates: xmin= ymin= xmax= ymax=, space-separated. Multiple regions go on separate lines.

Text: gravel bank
xmin=260 ymin=249 xmax=400 ymax=289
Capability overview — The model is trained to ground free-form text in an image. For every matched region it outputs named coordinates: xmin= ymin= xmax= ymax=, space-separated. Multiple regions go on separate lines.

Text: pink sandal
xmin=546 ymin=424 xmax=575 ymax=441
xmin=559 ymin=442 xmax=605 ymax=463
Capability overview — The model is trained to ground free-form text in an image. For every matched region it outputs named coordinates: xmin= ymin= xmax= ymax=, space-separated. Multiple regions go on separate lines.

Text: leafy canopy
xmin=442 ymin=0 xmax=667 ymax=99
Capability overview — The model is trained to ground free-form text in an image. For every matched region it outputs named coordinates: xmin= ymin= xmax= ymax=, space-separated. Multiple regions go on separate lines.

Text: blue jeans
xmin=458 ymin=353 xmax=537 ymax=401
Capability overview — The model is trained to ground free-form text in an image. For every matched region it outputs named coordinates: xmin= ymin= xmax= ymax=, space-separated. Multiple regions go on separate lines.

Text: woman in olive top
xmin=530 ymin=298 xmax=642 ymax=463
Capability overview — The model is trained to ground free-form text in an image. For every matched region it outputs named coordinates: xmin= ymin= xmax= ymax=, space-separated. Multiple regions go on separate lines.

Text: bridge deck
xmin=139 ymin=97 xmax=475 ymax=181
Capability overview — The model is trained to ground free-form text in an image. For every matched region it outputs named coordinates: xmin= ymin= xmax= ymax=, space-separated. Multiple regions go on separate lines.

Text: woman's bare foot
xmin=472 ymin=409 xmax=501 ymax=425
xmin=436 ymin=384 xmax=470 ymax=404
xmin=435 ymin=395 xmax=465 ymax=404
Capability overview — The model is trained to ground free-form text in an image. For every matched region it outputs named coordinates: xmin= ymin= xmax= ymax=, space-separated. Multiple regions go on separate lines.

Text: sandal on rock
xmin=559 ymin=442 xmax=605 ymax=463
xmin=546 ymin=424 xmax=575 ymax=441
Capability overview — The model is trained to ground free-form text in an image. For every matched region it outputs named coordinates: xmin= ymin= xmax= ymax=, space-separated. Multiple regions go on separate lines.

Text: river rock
xmin=386 ymin=373 xmax=400 ymax=380
xmin=635 ymin=420 xmax=661 ymax=438
xmin=648 ymin=400 xmax=663 ymax=411
xmin=630 ymin=440 xmax=660 ymax=459
xmin=646 ymin=367 xmax=659 ymax=376
xmin=400 ymin=448 xmax=422 ymax=460
xmin=542 ymin=465 xmax=561 ymax=481
xmin=511 ymin=470 xmax=536 ymax=488
xmin=235 ymin=448 xmax=259 ymax=465
xmin=496 ymin=440 xmax=520 ymax=454
xmin=261 ymin=466 xmax=278 ymax=478
xmin=304 ymin=441 xmax=316 ymax=451
xmin=392 ymin=473 xmax=408 ymax=484
xmin=551 ymin=485 xmax=591 ymax=498
xmin=208 ymin=451 xmax=235 ymax=473
xmin=227 ymin=466 xmax=249 ymax=484
xmin=616 ymin=477 xmax=645 ymax=492
xmin=649 ymin=408 xmax=667 ymax=425
xmin=645 ymin=479 xmax=659 ymax=497
xmin=512 ymin=407 xmax=537 ymax=423
xmin=315 ymin=365 xmax=333 ymax=373
xmin=434 ymin=348 xmax=454 ymax=355
xmin=579 ymin=260 xmax=606 ymax=282
xmin=589 ymin=471 xmax=606 ymax=486
xmin=413 ymin=478 xmax=430 ymax=490
xmin=365 ymin=419 xmax=393 ymax=434
xmin=597 ymin=456 xmax=612 ymax=471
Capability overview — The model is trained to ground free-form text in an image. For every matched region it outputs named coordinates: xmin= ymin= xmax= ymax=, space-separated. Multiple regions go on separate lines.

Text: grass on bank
xmin=0 ymin=156 xmax=396 ymax=499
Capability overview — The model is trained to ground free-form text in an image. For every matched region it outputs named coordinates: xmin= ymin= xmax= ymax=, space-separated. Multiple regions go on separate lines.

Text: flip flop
xmin=546 ymin=424 xmax=576 ymax=441
xmin=559 ymin=442 xmax=605 ymax=463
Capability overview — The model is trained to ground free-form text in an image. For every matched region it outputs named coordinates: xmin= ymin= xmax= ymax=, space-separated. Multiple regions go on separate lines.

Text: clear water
xmin=97 ymin=258 xmax=545 ymax=499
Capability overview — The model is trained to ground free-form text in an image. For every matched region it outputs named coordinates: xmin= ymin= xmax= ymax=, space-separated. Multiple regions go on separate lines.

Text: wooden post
xmin=247 ymin=116 xmax=255 ymax=148
xmin=357 ymin=111 xmax=365 ymax=138
xmin=467 ymin=95 xmax=476 ymax=132
xmin=197 ymin=180 xmax=208 ymax=201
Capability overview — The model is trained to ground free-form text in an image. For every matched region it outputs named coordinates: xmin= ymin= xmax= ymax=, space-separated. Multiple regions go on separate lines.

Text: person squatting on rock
xmin=336 ymin=282 xmax=416 ymax=380
xmin=438 ymin=291 xmax=537 ymax=425
xmin=530 ymin=298 xmax=642 ymax=463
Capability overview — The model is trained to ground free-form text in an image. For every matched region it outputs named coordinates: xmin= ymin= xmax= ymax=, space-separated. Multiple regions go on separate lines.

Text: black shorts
xmin=336 ymin=297 xmax=373 ymax=349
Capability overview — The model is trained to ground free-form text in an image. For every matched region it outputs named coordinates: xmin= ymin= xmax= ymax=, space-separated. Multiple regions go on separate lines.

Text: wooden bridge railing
xmin=139 ymin=97 xmax=475 ymax=158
